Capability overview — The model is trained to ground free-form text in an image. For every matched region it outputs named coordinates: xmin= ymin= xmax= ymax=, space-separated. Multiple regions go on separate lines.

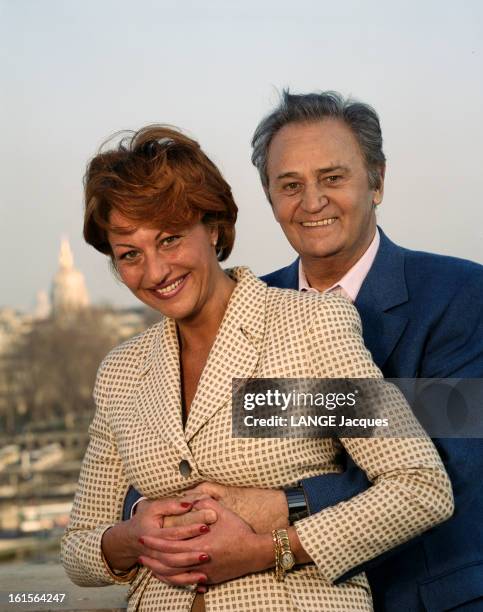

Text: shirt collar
xmin=298 ymin=228 xmax=380 ymax=302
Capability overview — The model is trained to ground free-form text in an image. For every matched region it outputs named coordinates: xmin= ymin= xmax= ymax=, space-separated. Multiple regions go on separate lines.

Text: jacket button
xmin=179 ymin=459 xmax=192 ymax=477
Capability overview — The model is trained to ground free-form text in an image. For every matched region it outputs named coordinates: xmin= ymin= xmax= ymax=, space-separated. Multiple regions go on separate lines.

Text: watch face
xmin=281 ymin=552 xmax=295 ymax=570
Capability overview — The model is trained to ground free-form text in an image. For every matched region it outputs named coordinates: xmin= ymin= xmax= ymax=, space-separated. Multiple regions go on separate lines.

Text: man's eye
xmin=325 ymin=175 xmax=341 ymax=184
xmin=283 ymin=182 xmax=302 ymax=191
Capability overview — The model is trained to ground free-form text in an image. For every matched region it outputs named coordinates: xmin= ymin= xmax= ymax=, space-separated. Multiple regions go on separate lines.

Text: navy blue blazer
xmin=263 ymin=229 xmax=483 ymax=611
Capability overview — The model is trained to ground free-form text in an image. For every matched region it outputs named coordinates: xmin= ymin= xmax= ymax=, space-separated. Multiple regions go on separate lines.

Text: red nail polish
xmin=199 ymin=554 xmax=209 ymax=562
xmin=138 ymin=557 xmax=144 ymax=565
xmin=138 ymin=537 xmax=145 ymax=545
xmin=180 ymin=502 xmax=192 ymax=508
xmin=198 ymin=576 xmax=207 ymax=583
xmin=199 ymin=525 xmax=210 ymax=533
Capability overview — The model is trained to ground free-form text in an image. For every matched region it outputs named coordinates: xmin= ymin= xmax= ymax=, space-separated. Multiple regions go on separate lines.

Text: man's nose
xmin=300 ymin=183 xmax=328 ymax=213
xmin=143 ymin=253 xmax=171 ymax=286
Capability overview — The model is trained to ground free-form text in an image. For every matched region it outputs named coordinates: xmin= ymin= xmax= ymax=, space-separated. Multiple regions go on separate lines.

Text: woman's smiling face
xmin=108 ymin=210 xmax=220 ymax=323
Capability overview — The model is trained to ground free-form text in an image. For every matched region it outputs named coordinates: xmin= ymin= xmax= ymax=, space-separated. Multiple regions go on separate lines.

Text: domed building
xmin=51 ymin=238 xmax=90 ymax=315
xmin=33 ymin=290 xmax=51 ymax=320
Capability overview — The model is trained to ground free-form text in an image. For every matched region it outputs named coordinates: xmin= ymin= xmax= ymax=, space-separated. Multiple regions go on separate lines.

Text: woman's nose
xmin=143 ymin=253 xmax=171 ymax=286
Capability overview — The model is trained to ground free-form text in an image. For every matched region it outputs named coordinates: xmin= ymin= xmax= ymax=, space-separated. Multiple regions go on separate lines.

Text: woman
xmin=61 ymin=125 xmax=453 ymax=612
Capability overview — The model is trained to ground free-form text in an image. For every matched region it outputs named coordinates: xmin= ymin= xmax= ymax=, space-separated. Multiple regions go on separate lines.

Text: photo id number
xmin=8 ymin=593 xmax=66 ymax=604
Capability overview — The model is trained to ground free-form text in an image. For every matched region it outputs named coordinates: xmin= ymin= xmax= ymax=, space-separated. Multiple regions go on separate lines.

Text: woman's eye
xmin=160 ymin=235 xmax=181 ymax=247
xmin=119 ymin=250 xmax=139 ymax=261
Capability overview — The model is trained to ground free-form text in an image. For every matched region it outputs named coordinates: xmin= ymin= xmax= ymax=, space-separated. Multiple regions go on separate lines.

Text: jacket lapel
xmin=355 ymin=228 xmax=409 ymax=370
xmin=184 ymin=268 xmax=266 ymax=443
xmin=136 ymin=316 xmax=188 ymax=455
xmin=262 ymin=257 xmax=299 ymax=290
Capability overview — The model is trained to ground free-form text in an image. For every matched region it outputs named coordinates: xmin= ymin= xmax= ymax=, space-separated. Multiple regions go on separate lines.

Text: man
xmin=126 ymin=91 xmax=483 ymax=610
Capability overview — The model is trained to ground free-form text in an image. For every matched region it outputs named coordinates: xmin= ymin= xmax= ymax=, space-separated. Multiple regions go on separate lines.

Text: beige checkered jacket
xmin=62 ymin=267 xmax=453 ymax=612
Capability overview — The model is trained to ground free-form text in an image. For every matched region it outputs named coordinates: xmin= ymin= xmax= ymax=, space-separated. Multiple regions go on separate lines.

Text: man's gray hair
xmin=251 ymin=90 xmax=386 ymax=191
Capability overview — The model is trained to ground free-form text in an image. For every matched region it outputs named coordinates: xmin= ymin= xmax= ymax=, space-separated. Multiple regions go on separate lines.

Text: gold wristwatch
xmin=272 ymin=528 xmax=295 ymax=581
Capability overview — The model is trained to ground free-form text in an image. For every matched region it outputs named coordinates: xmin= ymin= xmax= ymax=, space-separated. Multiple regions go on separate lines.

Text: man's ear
xmin=373 ymin=164 xmax=386 ymax=206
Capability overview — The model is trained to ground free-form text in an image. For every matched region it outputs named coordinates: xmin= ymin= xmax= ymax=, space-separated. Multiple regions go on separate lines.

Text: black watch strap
xmin=284 ymin=486 xmax=308 ymax=525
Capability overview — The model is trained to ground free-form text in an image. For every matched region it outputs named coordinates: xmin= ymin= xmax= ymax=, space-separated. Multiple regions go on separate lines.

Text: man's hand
xmin=140 ymin=498 xmax=274 ymax=585
xmin=186 ymin=483 xmax=289 ymax=533
xmin=136 ymin=496 xmax=217 ymax=530
xmin=138 ymin=483 xmax=288 ymax=533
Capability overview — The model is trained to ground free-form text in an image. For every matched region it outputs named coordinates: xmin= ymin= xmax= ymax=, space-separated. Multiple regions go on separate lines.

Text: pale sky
xmin=2 ymin=0 xmax=482 ymax=310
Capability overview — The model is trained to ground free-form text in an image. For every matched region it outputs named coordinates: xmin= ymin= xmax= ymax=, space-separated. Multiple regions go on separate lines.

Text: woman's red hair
xmin=83 ymin=125 xmax=237 ymax=261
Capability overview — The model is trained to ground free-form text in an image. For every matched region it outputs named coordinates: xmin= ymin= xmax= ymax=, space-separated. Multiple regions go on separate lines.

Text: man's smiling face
xmin=266 ymin=119 xmax=384 ymax=268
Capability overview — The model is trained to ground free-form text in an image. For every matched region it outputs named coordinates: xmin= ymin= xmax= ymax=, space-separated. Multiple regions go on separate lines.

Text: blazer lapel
xmin=184 ymin=268 xmax=266 ymax=443
xmin=263 ymin=258 xmax=300 ymax=289
xmin=355 ymin=229 xmax=409 ymax=370
xmin=136 ymin=316 xmax=188 ymax=455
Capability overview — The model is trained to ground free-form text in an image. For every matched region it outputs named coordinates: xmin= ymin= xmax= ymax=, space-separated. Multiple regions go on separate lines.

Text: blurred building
xmin=51 ymin=238 xmax=90 ymax=315
xmin=0 ymin=238 xmax=151 ymax=358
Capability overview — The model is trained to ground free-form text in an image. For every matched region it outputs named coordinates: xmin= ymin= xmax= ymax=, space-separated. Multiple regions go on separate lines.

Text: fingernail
xmin=199 ymin=554 xmax=209 ymax=562
xmin=180 ymin=502 xmax=192 ymax=508
xmin=197 ymin=586 xmax=207 ymax=593
xmin=198 ymin=576 xmax=207 ymax=583
xmin=138 ymin=537 xmax=145 ymax=545
xmin=199 ymin=525 xmax=210 ymax=533
xmin=138 ymin=557 xmax=144 ymax=565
